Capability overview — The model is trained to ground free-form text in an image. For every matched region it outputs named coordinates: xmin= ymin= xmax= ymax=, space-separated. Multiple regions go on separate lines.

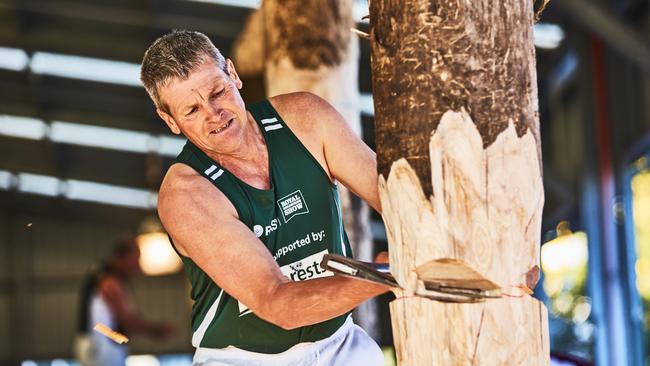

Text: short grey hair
xmin=140 ymin=30 xmax=228 ymax=113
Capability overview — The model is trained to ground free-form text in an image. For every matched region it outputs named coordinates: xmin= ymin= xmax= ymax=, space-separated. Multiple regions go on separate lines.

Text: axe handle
xmin=321 ymin=254 xmax=399 ymax=288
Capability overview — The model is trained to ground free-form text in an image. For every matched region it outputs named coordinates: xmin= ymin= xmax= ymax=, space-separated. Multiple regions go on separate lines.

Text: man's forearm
xmin=257 ymin=276 xmax=389 ymax=330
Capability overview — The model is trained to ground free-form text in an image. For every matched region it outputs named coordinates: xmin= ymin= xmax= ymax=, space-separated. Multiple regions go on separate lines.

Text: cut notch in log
xmin=379 ymin=109 xmax=543 ymax=291
xmin=377 ymin=109 xmax=548 ymax=365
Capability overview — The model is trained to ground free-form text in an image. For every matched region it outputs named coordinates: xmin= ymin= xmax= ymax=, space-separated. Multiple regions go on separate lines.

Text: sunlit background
xmin=632 ymin=159 xmax=650 ymax=357
xmin=0 ymin=0 xmax=648 ymax=366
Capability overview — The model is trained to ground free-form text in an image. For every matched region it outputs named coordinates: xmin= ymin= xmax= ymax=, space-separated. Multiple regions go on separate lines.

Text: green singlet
xmin=171 ymin=99 xmax=353 ymax=354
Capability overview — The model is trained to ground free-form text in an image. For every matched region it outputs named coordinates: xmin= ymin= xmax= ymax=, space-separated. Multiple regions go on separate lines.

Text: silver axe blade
xmin=321 ymin=254 xmax=501 ymax=303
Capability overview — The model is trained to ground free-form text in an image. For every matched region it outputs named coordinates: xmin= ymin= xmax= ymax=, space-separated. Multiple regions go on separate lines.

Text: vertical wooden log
xmin=369 ymin=1 xmax=550 ymax=364
xmin=232 ymin=9 xmax=265 ymax=78
xmin=233 ymin=0 xmax=379 ymax=337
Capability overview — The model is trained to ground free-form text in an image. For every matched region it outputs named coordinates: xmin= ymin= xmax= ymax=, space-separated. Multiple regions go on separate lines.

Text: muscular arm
xmin=318 ymin=99 xmax=382 ymax=214
xmin=159 ymin=164 xmax=388 ymax=330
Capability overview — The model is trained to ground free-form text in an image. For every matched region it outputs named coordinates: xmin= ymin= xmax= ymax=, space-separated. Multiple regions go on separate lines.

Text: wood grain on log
xmin=370 ymin=0 xmax=548 ymax=363
xmin=264 ymin=0 xmax=353 ymax=69
xmin=370 ymin=0 xmax=540 ymax=197
xmin=380 ymin=110 xmax=544 ymax=293
xmin=390 ymin=297 xmax=549 ymax=366
xmin=378 ymin=110 xmax=549 ymax=365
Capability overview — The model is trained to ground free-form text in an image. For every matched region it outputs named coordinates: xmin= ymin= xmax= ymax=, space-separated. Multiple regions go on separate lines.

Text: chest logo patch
xmin=277 ymin=190 xmax=309 ymax=223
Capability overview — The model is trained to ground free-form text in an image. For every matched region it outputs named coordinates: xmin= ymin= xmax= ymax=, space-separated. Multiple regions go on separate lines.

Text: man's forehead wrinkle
xmin=191 ymin=87 xmax=207 ymax=103
xmin=175 ymin=91 xmax=201 ymax=113
xmin=176 ymin=80 xmax=213 ymax=112
xmin=160 ymin=64 xmax=225 ymax=115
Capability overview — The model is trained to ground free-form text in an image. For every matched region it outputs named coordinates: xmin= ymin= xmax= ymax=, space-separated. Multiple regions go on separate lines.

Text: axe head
xmin=415 ymin=258 xmax=502 ymax=301
xmin=321 ymin=254 xmax=501 ymax=303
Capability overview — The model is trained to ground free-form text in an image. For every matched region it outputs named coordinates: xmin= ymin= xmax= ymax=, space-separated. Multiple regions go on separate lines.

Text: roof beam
xmin=0 ymin=136 xmax=163 ymax=189
xmin=0 ymin=0 xmax=245 ymax=62
xmin=0 ymin=0 xmax=243 ymax=38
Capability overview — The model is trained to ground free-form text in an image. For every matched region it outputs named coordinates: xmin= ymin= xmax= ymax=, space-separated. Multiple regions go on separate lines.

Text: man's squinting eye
xmin=185 ymin=106 xmax=198 ymax=117
xmin=211 ymin=88 xmax=225 ymax=99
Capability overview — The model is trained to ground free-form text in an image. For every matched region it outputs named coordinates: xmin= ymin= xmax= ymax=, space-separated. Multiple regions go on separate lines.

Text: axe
xmin=321 ymin=254 xmax=502 ymax=303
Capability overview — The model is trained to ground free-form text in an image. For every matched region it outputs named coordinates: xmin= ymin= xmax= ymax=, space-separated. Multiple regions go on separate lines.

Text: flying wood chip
xmin=516 ymin=283 xmax=534 ymax=295
xmin=94 ymin=323 xmax=129 ymax=344
xmin=415 ymin=258 xmax=502 ymax=296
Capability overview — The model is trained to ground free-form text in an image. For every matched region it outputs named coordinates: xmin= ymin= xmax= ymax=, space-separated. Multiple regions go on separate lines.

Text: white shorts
xmin=73 ymin=333 xmax=128 ymax=366
xmin=192 ymin=317 xmax=384 ymax=366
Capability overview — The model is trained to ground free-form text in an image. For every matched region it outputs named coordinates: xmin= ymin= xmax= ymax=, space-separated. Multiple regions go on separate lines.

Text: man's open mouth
xmin=211 ymin=118 xmax=234 ymax=135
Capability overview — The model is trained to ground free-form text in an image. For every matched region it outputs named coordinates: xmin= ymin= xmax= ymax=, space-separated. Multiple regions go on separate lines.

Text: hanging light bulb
xmin=136 ymin=216 xmax=182 ymax=276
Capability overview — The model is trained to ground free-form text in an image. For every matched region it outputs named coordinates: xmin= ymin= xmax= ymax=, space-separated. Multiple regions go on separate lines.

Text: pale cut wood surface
xmin=379 ymin=110 xmax=549 ymax=365
xmin=390 ymin=297 xmax=549 ymax=366
xmin=380 ymin=110 xmax=544 ymax=293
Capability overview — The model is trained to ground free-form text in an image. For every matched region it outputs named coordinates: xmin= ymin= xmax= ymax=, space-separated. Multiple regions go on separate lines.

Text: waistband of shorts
xmin=193 ymin=315 xmax=353 ymax=362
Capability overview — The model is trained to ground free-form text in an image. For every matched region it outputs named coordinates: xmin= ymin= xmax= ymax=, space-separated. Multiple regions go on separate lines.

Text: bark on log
xmin=371 ymin=0 xmax=541 ymax=198
xmin=369 ymin=1 xmax=550 ymax=364
xmin=233 ymin=0 xmax=380 ymax=338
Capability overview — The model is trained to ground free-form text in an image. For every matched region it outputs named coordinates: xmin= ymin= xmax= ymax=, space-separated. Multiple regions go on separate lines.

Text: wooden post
xmin=233 ymin=0 xmax=379 ymax=337
xmin=369 ymin=1 xmax=550 ymax=364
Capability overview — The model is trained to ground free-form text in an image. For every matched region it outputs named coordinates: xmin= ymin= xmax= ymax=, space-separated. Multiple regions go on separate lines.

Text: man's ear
xmin=157 ymin=108 xmax=181 ymax=135
xmin=225 ymin=59 xmax=243 ymax=90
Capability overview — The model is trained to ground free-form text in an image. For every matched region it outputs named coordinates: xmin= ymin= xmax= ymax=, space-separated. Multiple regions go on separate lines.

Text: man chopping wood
xmin=140 ymin=30 xmax=388 ymax=365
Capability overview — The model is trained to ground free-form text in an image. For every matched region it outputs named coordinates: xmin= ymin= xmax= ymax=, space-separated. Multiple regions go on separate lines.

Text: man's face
xmin=156 ymin=57 xmax=248 ymax=156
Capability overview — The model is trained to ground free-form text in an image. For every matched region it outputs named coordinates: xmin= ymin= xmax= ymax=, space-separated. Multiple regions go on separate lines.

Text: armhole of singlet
xmin=164 ymin=141 xmax=254 ymax=257
xmin=185 ymin=148 xmax=252 ymax=225
xmin=167 ymin=234 xmax=189 ymax=259
xmin=259 ymin=99 xmax=337 ymax=188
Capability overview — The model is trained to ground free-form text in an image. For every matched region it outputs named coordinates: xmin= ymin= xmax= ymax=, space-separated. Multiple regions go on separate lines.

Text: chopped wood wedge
xmin=94 ymin=323 xmax=129 ymax=344
xmin=516 ymin=283 xmax=534 ymax=295
xmin=415 ymin=258 xmax=502 ymax=298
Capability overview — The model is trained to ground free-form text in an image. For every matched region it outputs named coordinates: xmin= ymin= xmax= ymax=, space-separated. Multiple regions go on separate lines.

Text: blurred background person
xmin=74 ymin=235 xmax=174 ymax=366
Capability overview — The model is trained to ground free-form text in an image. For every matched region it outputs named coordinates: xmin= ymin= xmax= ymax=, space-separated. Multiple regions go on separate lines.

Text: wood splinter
xmin=350 ymin=27 xmax=370 ymax=39
xmin=94 ymin=323 xmax=129 ymax=344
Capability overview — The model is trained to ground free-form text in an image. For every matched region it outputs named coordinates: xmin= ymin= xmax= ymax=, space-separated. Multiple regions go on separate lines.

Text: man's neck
xmin=205 ymin=114 xmax=270 ymax=188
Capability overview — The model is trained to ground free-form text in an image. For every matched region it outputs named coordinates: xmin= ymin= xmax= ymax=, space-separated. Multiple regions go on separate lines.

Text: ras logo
xmin=277 ymin=190 xmax=309 ymax=223
xmin=253 ymin=225 xmax=264 ymax=237
xmin=252 ymin=218 xmax=281 ymax=238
